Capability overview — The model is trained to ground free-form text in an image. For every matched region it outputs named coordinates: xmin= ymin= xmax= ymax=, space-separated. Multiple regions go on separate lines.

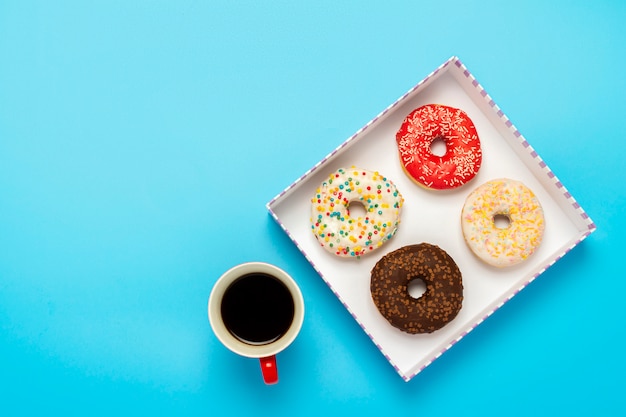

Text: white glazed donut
xmin=461 ymin=178 xmax=545 ymax=267
xmin=310 ymin=167 xmax=403 ymax=258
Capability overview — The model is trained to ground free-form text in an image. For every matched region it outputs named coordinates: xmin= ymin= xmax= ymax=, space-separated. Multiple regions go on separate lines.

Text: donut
xmin=396 ymin=104 xmax=482 ymax=190
xmin=310 ymin=167 xmax=403 ymax=258
xmin=461 ymin=178 xmax=545 ymax=267
xmin=370 ymin=243 xmax=463 ymax=334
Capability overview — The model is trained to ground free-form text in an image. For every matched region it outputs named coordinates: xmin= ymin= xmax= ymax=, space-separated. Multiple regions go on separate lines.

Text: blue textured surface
xmin=1 ymin=1 xmax=624 ymax=415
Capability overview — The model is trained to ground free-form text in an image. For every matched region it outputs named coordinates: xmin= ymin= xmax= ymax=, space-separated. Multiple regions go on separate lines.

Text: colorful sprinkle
xmin=461 ymin=178 xmax=545 ymax=267
xmin=310 ymin=167 xmax=403 ymax=258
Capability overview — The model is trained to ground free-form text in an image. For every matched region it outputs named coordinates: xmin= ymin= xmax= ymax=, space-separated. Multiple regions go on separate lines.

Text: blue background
xmin=1 ymin=1 xmax=624 ymax=415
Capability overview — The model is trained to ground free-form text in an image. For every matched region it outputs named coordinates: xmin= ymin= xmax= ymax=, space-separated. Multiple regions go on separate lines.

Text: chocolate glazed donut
xmin=370 ymin=243 xmax=463 ymax=334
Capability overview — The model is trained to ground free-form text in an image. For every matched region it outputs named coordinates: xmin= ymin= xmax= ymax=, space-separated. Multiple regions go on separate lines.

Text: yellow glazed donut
xmin=461 ymin=178 xmax=545 ymax=267
xmin=311 ymin=167 xmax=403 ymax=258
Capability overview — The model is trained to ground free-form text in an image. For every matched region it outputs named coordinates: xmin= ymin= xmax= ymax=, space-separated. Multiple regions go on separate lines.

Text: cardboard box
xmin=267 ymin=56 xmax=596 ymax=381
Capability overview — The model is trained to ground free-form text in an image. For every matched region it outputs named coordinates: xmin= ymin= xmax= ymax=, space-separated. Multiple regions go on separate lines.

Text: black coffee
xmin=221 ymin=273 xmax=295 ymax=345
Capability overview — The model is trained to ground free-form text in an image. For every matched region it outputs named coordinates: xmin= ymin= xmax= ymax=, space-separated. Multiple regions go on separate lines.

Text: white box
xmin=267 ymin=56 xmax=596 ymax=381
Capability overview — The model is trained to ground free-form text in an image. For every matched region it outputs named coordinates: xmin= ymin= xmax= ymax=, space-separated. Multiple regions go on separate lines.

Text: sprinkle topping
xmin=310 ymin=167 xmax=403 ymax=258
xmin=461 ymin=178 xmax=545 ymax=267
xmin=370 ymin=243 xmax=463 ymax=334
xmin=396 ymin=104 xmax=482 ymax=189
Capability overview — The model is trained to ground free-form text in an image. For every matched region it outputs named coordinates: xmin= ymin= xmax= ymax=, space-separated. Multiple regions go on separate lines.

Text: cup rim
xmin=208 ymin=262 xmax=304 ymax=358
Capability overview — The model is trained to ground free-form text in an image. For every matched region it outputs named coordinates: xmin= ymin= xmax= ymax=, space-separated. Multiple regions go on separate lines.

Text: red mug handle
xmin=259 ymin=355 xmax=278 ymax=384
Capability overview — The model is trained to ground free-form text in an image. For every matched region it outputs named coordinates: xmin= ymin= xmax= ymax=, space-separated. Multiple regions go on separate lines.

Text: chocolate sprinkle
xmin=370 ymin=243 xmax=463 ymax=334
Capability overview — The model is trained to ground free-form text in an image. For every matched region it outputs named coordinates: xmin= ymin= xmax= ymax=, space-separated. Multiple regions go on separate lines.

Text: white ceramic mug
xmin=208 ymin=262 xmax=304 ymax=384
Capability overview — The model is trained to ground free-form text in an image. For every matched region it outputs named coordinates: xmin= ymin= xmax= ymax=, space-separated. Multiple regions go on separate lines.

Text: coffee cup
xmin=208 ymin=262 xmax=304 ymax=384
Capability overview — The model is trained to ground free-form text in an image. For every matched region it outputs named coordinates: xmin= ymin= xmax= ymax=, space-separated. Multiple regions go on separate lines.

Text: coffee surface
xmin=221 ymin=273 xmax=295 ymax=345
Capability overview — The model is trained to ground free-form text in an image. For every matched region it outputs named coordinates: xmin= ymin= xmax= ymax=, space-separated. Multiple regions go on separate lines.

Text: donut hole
xmin=493 ymin=213 xmax=511 ymax=229
xmin=430 ymin=136 xmax=447 ymax=157
xmin=407 ymin=277 xmax=427 ymax=299
xmin=347 ymin=201 xmax=367 ymax=219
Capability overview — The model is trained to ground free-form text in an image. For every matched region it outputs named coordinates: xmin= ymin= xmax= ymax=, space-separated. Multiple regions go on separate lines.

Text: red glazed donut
xmin=396 ymin=104 xmax=482 ymax=190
